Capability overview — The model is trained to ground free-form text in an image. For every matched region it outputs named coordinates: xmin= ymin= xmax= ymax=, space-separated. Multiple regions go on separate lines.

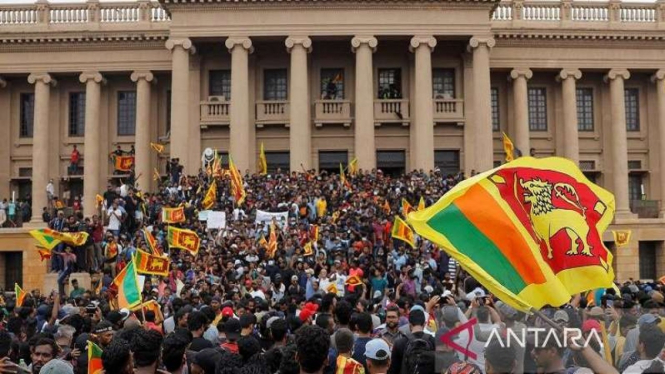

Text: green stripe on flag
xmin=120 ymin=261 xmax=141 ymax=308
xmin=427 ymin=203 xmax=527 ymax=294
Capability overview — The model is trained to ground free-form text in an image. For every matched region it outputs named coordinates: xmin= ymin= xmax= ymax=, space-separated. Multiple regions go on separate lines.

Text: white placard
xmin=207 ymin=211 xmax=226 ymax=230
xmin=255 ymin=210 xmax=289 ymax=231
xmin=198 ymin=210 xmax=210 ymax=221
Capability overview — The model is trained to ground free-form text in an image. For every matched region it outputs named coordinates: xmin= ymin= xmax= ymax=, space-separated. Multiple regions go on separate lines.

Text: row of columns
xmin=167 ymin=35 xmax=494 ymax=174
xmin=507 ymin=67 xmax=665 ymax=218
xmin=22 ymin=70 xmax=156 ymax=221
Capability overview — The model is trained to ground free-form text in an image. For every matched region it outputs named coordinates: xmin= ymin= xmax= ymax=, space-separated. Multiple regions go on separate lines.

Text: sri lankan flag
xmin=112 ymin=258 xmax=142 ymax=309
xmin=29 ymin=229 xmax=61 ymax=250
xmin=401 ymin=199 xmax=414 ymax=217
xmin=258 ymin=143 xmax=268 ymax=175
xmin=134 ymin=249 xmax=169 ymax=276
xmin=340 ymin=163 xmax=351 ymax=189
xmin=167 ymin=226 xmax=200 ymax=255
xmin=348 ymin=157 xmax=358 ymax=176
xmin=392 ymin=216 xmax=416 ymax=248
xmin=408 ymin=157 xmax=616 ymax=312
xmin=88 ymin=341 xmax=103 ymax=374
xmin=95 ymin=194 xmax=104 ymax=209
xmin=202 ymin=180 xmax=217 ymax=210
xmin=14 ymin=284 xmax=26 ymax=307
xmin=612 ymin=230 xmax=631 ymax=248
xmin=142 ymin=228 xmax=162 ymax=256
xmin=162 ymin=206 xmax=185 ymax=223
xmin=150 ymin=142 xmax=165 ymax=154
xmin=114 ymin=155 xmax=134 ymax=172
xmin=303 ymin=241 xmax=314 ymax=256
xmin=38 ymin=248 xmax=52 ymax=262
xmin=229 ymin=156 xmax=246 ymax=206
xmin=335 ymin=356 xmax=364 ymax=374
xmin=133 ymin=299 xmax=164 ymax=324
xmin=383 ymin=199 xmax=391 ymax=214
xmin=503 ymin=132 xmax=515 ymax=162
xmin=267 ymin=225 xmax=278 ymax=258
xmin=153 ymin=168 xmax=161 ymax=181
xmin=310 ymin=225 xmax=319 ymax=242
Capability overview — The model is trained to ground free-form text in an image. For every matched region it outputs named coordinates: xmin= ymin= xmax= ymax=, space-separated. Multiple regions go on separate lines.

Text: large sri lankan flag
xmin=408 ymin=157 xmax=615 ymax=312
xmin=112 ymin=258 xmax=142 ymax=309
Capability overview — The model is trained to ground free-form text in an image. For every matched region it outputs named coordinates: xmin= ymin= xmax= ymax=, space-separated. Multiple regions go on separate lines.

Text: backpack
xmin=401 ymin=335 xmax=434 ymax=374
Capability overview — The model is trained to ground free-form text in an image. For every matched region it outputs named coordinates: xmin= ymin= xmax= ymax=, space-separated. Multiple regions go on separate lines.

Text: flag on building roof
xmin=229 ymin=156 xmax=246 ymax=206
xmin=150 ymin=142 xmax=165 ymax=154
xmin=114 ymin=155 xmax=134 ymax=172
xmin=612 ymin=230 xmax=631 ymax=248
xmin=167 ymin=226 xmax=200 ymax=255
xmin=162 ymin=206 xmax=185 ymax=223
xmin=348 ymin=157 xmax=358 ymax=176
xmin=258 ymin=143 xmax=268 ymax=175
xmin=392 ymin=216 xmax=416 ymax=249
xmin=112 ymin=258 xmax=142 ymax=309
xmin=88 ymin=341 xmax=103 ymax=374
xmin=418 ymin=196 xmax=426 ymax=211
xmin=401 ymin=198 xmax=414 ymax=218
xmin=407 ymin=157 xmax=616 ymax=313
xmin=134 ymin=249 xmax=169 ymax=277
xmin=503 ymin=132 xmax=515 ymax=163
xmin=201 ymin=180 xmax=217 ymax=210
xmin=14 ymin=283 xmax=26 ymax=307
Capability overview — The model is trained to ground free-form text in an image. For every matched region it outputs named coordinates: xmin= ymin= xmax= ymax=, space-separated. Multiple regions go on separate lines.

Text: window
xmin=376 ymin=150 xmax=405 ymax=176
xmin=432 ymin=69 xmax=455 ymax=98
xmin=583 ymin=172 xmax=599 ymax=185
xmin=491 ymin=87 xmax=500 ymax=131
xmin=266 ymin=151 xmax=290 ymax=173
xmin=319 ymin=151 xmax=348 ymax=172
xmin=209 ymin=70 xmax=231 ymax=99
xmin=528 ymin=87 xmax=547 ymax=131
xmin=320 ymin=69 xmax=344 ymax=100
xmin=378 ymin=68 xmax=402 ymax=99
xmin=576 ymin=88 xmax=594 ymax=131
xmin=69 ymin=92 xmax=85 ymax=136
xmin=264 ymin=69 xmax=288 ymax=101
xmin=434 ymin=150 xmax=460 ymax=177
xmin=625 ymin=88 xmax=640 ymax=131
xmin=117 ymin=91 xmax=137 ymax=136
xmin=628 ymin=173 xmax=644 ymax=202
xmin=19 ymin=93 xmax=34 ymax=138
xmin=639 ymin=241 xmax=657 ymax=280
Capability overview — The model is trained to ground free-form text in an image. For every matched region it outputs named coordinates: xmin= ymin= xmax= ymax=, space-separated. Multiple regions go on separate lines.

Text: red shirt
xmin=70 ymin=149 xmax=80 ymax=163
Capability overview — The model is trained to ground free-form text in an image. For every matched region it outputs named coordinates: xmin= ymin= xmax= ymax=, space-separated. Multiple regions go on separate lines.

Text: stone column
xmin=352 ymin=36 xmax=378 ymax=171
xmin=0 ymin=77 xmax=9 ymax=200
xmin=558 ymin=69 xmax=582 ymax=163
xmin=27 ymin=73 xmax=56 ymax=223
xmin=131 ymin=71 xmax=155 ymax=192
xmin=604 ymin=69 xmax=632 ymax=217
xmin=410 ymin=36 xmax=437 ymax=172
xmin=226 ymin=37 xmax=253 ymax=172
xmin=79 ymin=72 xmax=104 ymax=217
xmin=165 ymin=38 xmax=195 ymax=172
xmin=509 ymin=68 xmax=532 ymax=155
xmin=286 ymin=36 xmax=312 ymax=171
xmin=468 ymin=37 xmax=495 ymax=172
xmin=651 ymin=70 xmax=665 ymax=217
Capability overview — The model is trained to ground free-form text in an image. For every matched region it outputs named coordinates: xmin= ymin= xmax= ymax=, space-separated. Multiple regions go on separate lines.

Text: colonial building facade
xmin=1 ymin=0 xmax=665 ymax=288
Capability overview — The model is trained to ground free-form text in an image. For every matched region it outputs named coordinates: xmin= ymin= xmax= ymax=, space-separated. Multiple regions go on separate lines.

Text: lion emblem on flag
xmin=519 ymin=178 xmax=591 ymax=259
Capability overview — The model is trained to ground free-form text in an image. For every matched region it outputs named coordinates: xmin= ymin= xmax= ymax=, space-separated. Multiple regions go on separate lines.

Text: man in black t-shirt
xmin=388 ymin=308 xmax=436 ymax=374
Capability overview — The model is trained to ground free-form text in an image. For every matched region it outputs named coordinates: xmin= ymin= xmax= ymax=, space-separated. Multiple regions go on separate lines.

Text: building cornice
xmin=0 ymin=33 xmax=168 ymax=52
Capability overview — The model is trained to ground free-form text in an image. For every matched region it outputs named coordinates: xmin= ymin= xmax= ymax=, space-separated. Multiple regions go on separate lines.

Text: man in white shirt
xmin=46 ymin=179 xmax=55 ymax=210
xmin=107 ymin=201 xmax=123 ymax=236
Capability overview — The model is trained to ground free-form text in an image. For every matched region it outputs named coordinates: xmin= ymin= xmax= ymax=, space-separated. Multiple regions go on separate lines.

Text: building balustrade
xmin=199 ymin=96 xmax=230 ymax=128
xmin=256 ymin=100 xmax=290 ymax=127
xmin=433 ymin=98 xmax=464 ymax=124
xmin=314 ymin=100 xmax=352 ymax=127
xmin=374 ymin=99 xmax=410 ymax=126
xmin=630 ymin=200 xmax=661 ymax=219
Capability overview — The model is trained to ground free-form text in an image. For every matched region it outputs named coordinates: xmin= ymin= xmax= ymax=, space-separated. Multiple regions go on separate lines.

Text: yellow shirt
xmin=316 ymin=199 xmax=327 ymax=217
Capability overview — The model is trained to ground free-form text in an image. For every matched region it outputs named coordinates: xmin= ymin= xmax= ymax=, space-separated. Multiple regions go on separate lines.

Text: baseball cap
xmin=224 ymin=318 xmax=241 ymax=340
xmin=222 ymin=307 xmax=234 ymax=318
xmin=442 ymin=306 xmax=460 ymax=323
xmin=553 ymin=310 xmax=570 ymax=324
xmin=582 ymin=319 xmax=601 ymax=333
xmin=588 ymin=306 xmax=604 ymax=318
xmin=365 ymin=339 xmax=391 ymax=360
xmin=495 ymin=301 xmax=518 ymax=320
xmin=190 ymin=348 xmax=222 ymax=373
xmin=638 ymin=313 xmax=661 ymax=326
xmin=92 ymin=320 xmax=114 ymax=334
xmin=39 ymin=359 xmax=74 ymax=374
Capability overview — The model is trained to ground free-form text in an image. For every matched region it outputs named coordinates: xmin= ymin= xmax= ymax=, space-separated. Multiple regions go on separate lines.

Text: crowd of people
xmin=0 ymin=159 xmax=664 ymax=373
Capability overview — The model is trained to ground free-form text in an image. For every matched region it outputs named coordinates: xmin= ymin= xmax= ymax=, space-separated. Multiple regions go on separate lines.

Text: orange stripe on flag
xmin=454 ymin=184 xmax=546 ymax=284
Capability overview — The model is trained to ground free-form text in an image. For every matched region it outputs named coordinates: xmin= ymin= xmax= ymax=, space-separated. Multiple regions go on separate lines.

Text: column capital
xmin=0 ymin=77 xmax=6 ymax=88
xmin=225 ymin=37 xmax=253 ymax=53
xmin=165 ymin=38 xmax=196 ymax=54
xmin=509 ymin=68 xmax=533 ymax=81
xmin=409 ymin=36 xmax=437 ymax=53
xmin=468 ymin=36 xmax=496 ymax=51
xmin=28 ymin=72 xmax=56 ymax=86
xmin=285 ymin=36 xmax=312 ymax=53
xmin=79 ymin=71 xmax=105 ymax=84
xmin=604 ymin=68 xmax=630 ymax=83
xmin=651 ymin=69 xmax=665 ymax=83
xmin=351 ymin=36 xmax=378 ymax=53
xmin=131 ymin=70 xmax=156 ymax=83
xmin=557 ymin=68 xmax=582 ymax=82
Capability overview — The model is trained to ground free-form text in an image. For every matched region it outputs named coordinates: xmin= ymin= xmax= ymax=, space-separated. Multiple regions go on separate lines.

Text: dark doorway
xmin=5 ymin=252 xmax=22 ymax=290
xmin=377 ymin=150 xmax=405 ymax=177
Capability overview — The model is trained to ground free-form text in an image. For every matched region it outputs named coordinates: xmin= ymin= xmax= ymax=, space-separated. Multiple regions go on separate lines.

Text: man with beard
xmin=378 ymin=306 xmax=405 ymax=345
xmin=30 ymin=338 xmax=59 ymax=374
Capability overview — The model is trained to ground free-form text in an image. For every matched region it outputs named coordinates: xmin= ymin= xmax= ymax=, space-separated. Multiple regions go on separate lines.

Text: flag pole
xmin=530 ymin=308 xmax=564 ymax=332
